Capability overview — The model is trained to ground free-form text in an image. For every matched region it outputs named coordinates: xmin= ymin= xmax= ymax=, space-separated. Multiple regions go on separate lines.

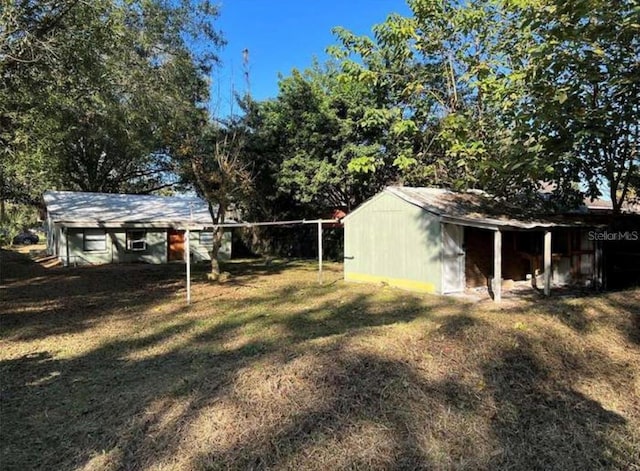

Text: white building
xmin=43 ymin=190 xmax=232 ymax=266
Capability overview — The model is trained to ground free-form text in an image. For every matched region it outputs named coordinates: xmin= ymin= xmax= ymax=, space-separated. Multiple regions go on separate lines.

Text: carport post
xmin=544 ymin=230 xmax=552 ymax=296
xmin=317 ymin=220 xmax=323 ymax=284
xmin=186 ymin=204 xmax=194 ymax=305
xmin=493 ymin=229 xmax=502 ymax=302
xmin=186 ymin=227 xmax=191 ymax=305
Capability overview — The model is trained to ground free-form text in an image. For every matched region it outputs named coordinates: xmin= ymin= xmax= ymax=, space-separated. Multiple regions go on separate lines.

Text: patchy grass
xmin=1 ymin=249 xmax=639 ymax=470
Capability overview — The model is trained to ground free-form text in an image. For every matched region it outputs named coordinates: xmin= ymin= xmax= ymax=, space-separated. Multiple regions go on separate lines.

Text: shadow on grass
xmin=1 ymin=249 xmax=202 ymax=341
xmin=0 ymin=259 xmax=437 ymax=469
xmin=202 ymin=258 xmax=325 ymax=288
xmin=1 ymin=254 xmax=638 ymax=470
xmin=0 ymin=250 xmax=341 ymax=345
xmin=484 ymin=336 xmax=633 ymax=470
xmin=0 ymin=248 xmax=49 ymax=284
xmin=535 ymin=288 xmax=640 ymax=344
xmin=606 ymin=293 xmax=640 ymax=345
xmin=188 ymin=352 xmax=484 ymax=470
xmin=482 ymin=286 xmax=639 ymax=342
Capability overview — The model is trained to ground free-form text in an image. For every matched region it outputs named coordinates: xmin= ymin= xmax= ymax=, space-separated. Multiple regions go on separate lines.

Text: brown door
xmin=168 ymin=230 xmax=185 ymax=261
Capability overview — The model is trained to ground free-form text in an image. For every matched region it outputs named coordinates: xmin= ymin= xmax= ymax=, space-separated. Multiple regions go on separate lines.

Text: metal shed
xmin=343 ymin=187 xmax=606 ymax=301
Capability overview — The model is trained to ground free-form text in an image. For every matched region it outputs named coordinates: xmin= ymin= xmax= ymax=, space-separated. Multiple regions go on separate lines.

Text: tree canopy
xmin=2 ymin=0 xmax=638 ymax=239
xmin=1 ymin=0 xmax=222 ymax=205
xmin=239 ymin=0 xmax=639 ymax=222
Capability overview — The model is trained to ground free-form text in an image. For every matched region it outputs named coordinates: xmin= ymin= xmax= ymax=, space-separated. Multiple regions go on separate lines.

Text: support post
xmin=186 ymin=228 xmax=191 ymax=305
xmin=64 ymin=227 xmax=70 ymax=267
xmin=493 ymin=229 xmax=502 ymax=302
xmin=318 ymin=220 xmax=323 ymax=284
xmin=544 ymin=230 xmax=552 ymax=296
xmin=595 ymin=240 xmax=603 ymax=290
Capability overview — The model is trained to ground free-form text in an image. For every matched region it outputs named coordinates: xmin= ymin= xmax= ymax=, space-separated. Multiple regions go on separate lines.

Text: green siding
xmin=63 ymin=229 xmax=167 ymax=265
xmin=189 ymin=230 xmax=232 ymax=262
xmin=344 ymin=192 xmax=442 ymax=293
xmin=60 ymin=228 xmax=232 ymax=266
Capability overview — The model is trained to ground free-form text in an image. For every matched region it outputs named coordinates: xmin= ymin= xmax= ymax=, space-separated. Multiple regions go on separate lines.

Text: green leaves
xmin=347 ymin=155 xmax=378 ymax=174
xmin=516 ymin=0 xmax=640 ymax=211
xmin=1 ymin=0 xmax=222 ymax=202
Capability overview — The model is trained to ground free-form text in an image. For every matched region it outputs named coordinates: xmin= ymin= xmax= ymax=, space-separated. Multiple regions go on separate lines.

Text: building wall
xmin=56 ymin=227 xmax=232 ymax=266
xmin=344 ymin=192 xmax=442 ymax=293
xmin=550 ymin=228 xmax=596 ymax=287
xmin=464 ymin=227 xmax=493 ymax=288
xmin=189 ymin=230 xmax=232 ymax=262
xmin=502 ymin=232 xmax=536 ymax=282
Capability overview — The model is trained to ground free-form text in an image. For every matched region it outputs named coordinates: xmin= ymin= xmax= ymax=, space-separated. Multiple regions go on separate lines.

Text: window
xmin=126 ymin=230 xmax=146 ymax=251
xmin=199 ymin=231 xmax=214 ymax=247
xmin=83 ymin=229 xmax=106 ymax=252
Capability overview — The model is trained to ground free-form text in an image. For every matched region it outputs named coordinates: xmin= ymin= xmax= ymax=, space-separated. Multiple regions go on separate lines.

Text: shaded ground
xmin=1 ymin=249 xmax=639 ymax=470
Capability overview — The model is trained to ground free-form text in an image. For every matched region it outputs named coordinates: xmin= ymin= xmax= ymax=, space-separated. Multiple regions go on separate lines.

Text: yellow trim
xmin=345 ymin=272 xmax=437 ymax=294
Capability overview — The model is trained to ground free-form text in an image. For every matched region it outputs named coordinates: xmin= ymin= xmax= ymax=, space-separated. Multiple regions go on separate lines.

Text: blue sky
xmin=212 ymin=0 xmax=411 ymax=112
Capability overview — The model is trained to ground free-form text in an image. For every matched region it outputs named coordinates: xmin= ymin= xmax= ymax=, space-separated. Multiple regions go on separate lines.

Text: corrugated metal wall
xmin=344 ymin=192 xmax=442 ymax=293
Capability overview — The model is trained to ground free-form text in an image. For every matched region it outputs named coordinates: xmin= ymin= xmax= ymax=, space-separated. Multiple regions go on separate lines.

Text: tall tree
xmin=175 ymin=120 xmax=252 ymax=278
xmin=513 ymin=0 xmax=640 ymax=212
xmin=241 ymin=62 xmax=397 ymax=220
xmin=1 ymin=0 xmax=223 ymax=205
xmin=328 ymin=0 xmax=534 ymax=194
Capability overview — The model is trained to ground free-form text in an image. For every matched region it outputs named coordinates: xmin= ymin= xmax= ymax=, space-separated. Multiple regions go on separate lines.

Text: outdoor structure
xmin=343 ymin=187 xmax=639 ymax=301
xmin=43 ymin=190 xmax=232 ymax=266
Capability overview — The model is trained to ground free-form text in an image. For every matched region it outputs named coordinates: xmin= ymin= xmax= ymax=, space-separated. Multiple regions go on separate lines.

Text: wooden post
xmin=318 ymin=220 xmax=323 ymax=284
xmin=595 ymin=240 xmax=603 ymax=290
xmin=186 ymin=228 xmax=191 ymax=305
xmin=544 ymin=230 xmax=552 ymax=296
xmin=493 ymin=229 xmax=502 ymax=302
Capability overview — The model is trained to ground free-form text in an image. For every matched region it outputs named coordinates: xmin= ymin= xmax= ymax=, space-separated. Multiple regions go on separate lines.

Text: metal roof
xmin=345 ymin=187 xmax=600 ymax=230
xmin=43 ymin=190 xmax=217 ymax=225
xmin=584 ymin=197 xmax=640 ymax=214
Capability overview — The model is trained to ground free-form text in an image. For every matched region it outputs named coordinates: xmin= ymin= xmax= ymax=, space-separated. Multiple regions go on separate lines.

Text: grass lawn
xmin=1 ymin=248 xmax=639 ymax=470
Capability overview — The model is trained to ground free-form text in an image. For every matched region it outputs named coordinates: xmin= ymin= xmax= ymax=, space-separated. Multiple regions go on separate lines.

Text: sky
xmin=212 ymin=0 xmax=411 ymax=112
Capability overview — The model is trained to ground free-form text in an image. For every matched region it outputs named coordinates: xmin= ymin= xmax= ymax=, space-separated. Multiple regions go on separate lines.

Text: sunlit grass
xmin=1 ymin=250 xmax=639 ymax=470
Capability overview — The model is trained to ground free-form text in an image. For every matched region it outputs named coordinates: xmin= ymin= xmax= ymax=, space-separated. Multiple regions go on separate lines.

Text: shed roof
xmin=44 ymin=190 xmax=218 ymax=226
xmin=346 ymin=187 xmax=601 ymax=230
xmin=584 ymin=197 xmax=640 ymax=214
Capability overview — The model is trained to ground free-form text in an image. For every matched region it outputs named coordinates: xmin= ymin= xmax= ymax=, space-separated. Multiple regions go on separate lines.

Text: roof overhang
xmin=53 ymin=220 xmax=220 ymax=229
xmin=344 ymin=187 xmax=606 ymax=230
xmin=439 ymin=215 xmax=602 ymax=231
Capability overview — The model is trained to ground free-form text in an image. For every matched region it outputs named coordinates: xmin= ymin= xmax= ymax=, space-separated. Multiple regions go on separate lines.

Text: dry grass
xmin=1 ymin=248 xmax=639 ymax=470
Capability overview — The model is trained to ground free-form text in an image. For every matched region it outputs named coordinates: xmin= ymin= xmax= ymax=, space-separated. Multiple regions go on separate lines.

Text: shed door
xmin=168 ymin=230 xmax=185 ymax=261
xmin=442 ymin=223 xmax=465 ymax=293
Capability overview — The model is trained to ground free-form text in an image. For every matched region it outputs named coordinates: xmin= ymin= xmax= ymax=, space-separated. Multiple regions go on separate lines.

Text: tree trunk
xmin=208 ymin=226 xmax=226 ymax=280
xmin=207 ymin=200 xmax=227 ymax=281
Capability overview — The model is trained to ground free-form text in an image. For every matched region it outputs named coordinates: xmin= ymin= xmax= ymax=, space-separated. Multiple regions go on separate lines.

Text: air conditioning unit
xmin=128 ymin=240 xmax=146 ymax=251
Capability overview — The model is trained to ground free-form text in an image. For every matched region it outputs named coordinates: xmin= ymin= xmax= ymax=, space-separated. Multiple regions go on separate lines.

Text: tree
xmin=176 ymin=121 xmax=252 ymax=278
xmin=1 ymin=0 xmax=223 ymax=206
xmin=328 ymin=0 xmax=536 ymax=195
xmin=513 ymin=0 xmax=640 ymax=212
xmin=240 ymin=63 xmax=396 ymax=221
xmin=1 ymin=0 xmax=79 ymax=204
xmin=235 ymin=1 xmax=533 ymax=249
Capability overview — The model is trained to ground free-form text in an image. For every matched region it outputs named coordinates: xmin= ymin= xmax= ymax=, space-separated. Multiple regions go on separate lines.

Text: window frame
xmin=126 ymin=229 xmax=147 ymax=252
xmin=198 ymin=230 xmax=214 ymax=247
xmin=83 ymin=229 xmax=107 ymax=252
